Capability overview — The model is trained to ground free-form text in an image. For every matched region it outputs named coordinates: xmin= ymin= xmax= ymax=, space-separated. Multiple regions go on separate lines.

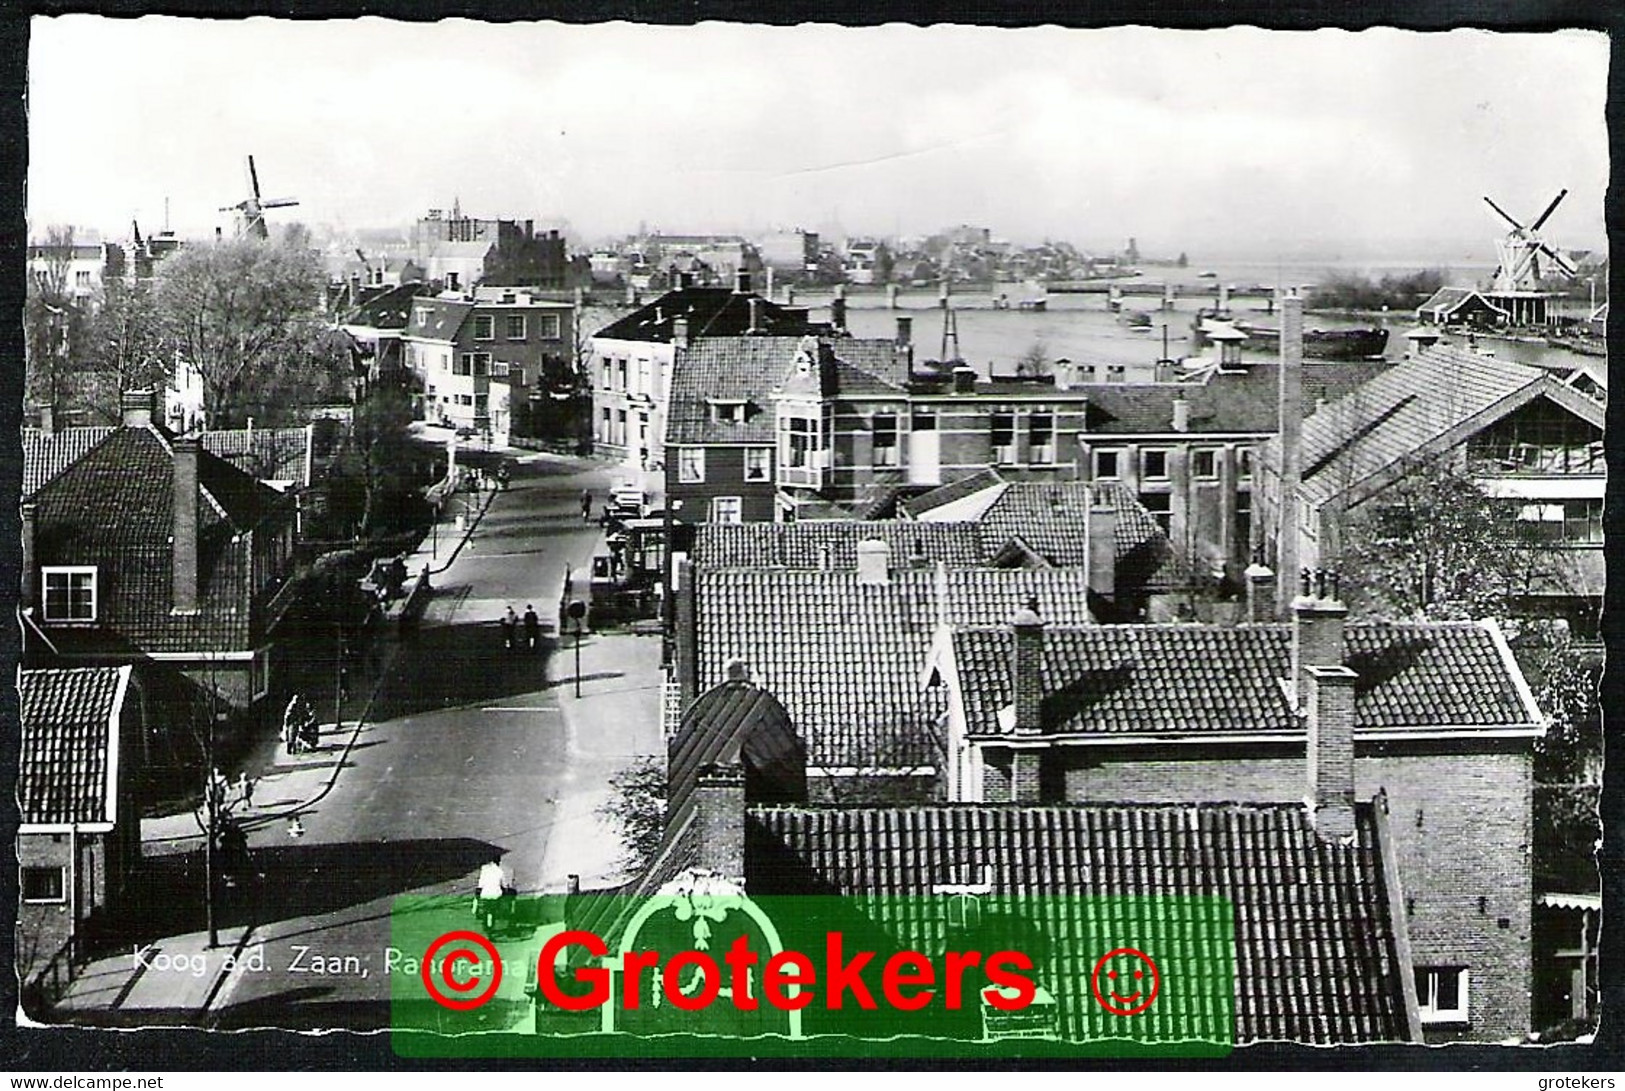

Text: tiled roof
xmin=666 ymin=337 xmax=801 ymax=445
xmin=694 ymin=566 xmax=1094 ymax=768
xmin=201 ymin=427 xmax=310 ymax=484
xmin=692 ymin=521 xmax=988 ymax=569
xmin=746 ymin=800 xmax=1414 ymax=1044
xmin=22 ymin=427 xmax=114 ymax=496
xmin=829 ymin=338 xmax=910 ymax=391
xmin=1285 ymin=347 xmax=1554 ymax=508
xmin=19 ymin=666 xmax=131 ymax=826
xmin=668 ymin=678 xmax=806 ymax=833
xmin=403 ymin=296 xmax=473 ymax=341
xmin=342 ymin=281 xmax=422 ymax=330
xmin=906 ymin=473 xmax=1189 ymax=593
xmin=30 ymin=426 xmax=290 ymax=653
xmin=949 ymin=620 xmax=1540 ymax=739
xmin=594 ymin=288 xmax=824 ymax=343
xmin=1416 ymin=287 xmax=1509 ymax=320
xmin=1079 ymin=361 xmax=1393 ymax=435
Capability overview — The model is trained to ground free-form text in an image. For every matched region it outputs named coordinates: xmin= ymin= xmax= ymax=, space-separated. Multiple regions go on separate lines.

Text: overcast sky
xmin=26 ymin=18 xmax=1610 ymax=260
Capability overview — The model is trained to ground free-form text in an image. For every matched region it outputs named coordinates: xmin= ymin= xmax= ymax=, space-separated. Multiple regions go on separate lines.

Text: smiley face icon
xmin=1090 ymin=947 xmax=1160 ymax=1016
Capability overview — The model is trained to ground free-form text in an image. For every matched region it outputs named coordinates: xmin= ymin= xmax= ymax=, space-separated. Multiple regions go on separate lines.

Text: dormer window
xmin=710 ymin=399 xmax=750 ymax=424
xmin=42 ymin=566 xmax=96 ymax=623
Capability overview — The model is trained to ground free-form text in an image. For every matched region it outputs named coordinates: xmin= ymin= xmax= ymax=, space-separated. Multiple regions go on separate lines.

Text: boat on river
xmin=1237 ymin=324 xmax=1390 ymax=360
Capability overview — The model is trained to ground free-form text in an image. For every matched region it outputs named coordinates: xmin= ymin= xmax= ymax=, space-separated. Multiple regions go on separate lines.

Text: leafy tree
xmin=1521 ymin=630 xmax=1603 ymax=894
xmin=597 ymin=754 xmax=666 ymax=876
xmin=153 ymin=232 xmax=346 ymax=427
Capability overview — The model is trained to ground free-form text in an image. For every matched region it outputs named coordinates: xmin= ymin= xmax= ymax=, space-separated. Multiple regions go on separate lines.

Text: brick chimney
xmin=747 ymin=297 xmax=763 ymax=334
xmin=20 ymin=502 xmax=38 ymax=612
xmin=694 ymin=763 xmax=747 ymax=883
xmin=1087 ymin=494 xmax=1117 ymax=598
xmin=1010 ymin=596 xmax=1044 ymax=735
xmin=856 ymin=538 xmax=891 ymax=586
xmin=678 ymin=270 xmax=695 ymax=290
xmin=122 ymin=389 xmax=158 ymax=429
xmin=1275 ymin=291 xmax=1305 ymax=616
xmin=172 ymin=436 xmax=202 ymax=614
xmin=36 ymin=405 xmax=54 ymax=438
xmin=832 ymin=284 xmax=848 ymax=333
xmin=952 ymin=365 xmax=976 ymax=394
xmin=1305 ymin=663 xmax=1358 ymax=841
xmin=895 ymin=315 xmax=913 ymax=347
xmin=735 ymin=270 xmax=752 ymax=294
xmin=1245 ymin=561 xmax=1276 ymax=623
xmin=1290 ymin=569 xmax=1346 ymax=709
xmin=673 ymin=317 xmax=690 ymax=349
xmin=1171 ymin=392 xmax=1190 ymax=433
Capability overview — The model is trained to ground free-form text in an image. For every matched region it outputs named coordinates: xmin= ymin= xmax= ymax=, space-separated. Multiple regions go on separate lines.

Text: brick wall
xmin=667 ymin=446 xmax=776 ymax=524
xmin=1048 ymin=740 xmax=1533 ymax=1040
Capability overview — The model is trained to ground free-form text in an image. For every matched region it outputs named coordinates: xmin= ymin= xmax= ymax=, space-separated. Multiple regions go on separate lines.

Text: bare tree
xmin=24 ymin=225 xmax=89 ymax=416
xmin=153 ymin=232 xmax=345 ymax=427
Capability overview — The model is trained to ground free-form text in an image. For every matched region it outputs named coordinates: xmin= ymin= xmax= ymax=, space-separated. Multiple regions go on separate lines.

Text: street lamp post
xmin=567 ymin=599 xmax=587 ymax=698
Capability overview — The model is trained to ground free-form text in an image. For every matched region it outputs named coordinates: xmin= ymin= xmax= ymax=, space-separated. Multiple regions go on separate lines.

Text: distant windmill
xmin=220 ymin=155 xmax=300 ymax=240
xmin=1484 ymin=189 xmax=1579 ymax=293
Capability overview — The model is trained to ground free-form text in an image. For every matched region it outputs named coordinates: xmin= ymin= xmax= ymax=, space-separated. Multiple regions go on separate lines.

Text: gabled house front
xmin=22 ymin=391 xmax=299 ymax=784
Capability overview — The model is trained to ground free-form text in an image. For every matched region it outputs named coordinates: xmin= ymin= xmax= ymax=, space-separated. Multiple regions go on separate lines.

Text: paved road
xmin=204 ymin=452 xmax=620 ymax=1030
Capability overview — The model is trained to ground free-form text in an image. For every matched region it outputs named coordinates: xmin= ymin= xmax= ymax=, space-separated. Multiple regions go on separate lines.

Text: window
xmin=251 ymin=650 xmax=270 ymax=702
xmin=1237 ymin=447 xmax=1255 ymax=480
xmin=1193 ymin=448 xmax=1219 ymax=479
xmin=42 ymin=566 xmax=96 ymax=622
xmin=21 ymin=866 xmax=65 ymax=904
xmin=1106 ymin=364 xmax=1126 ymax=383
xmin=873 ymin=412 xmax=899 ymax=467
xmin=911 ymin=409 xmax=937 ymax=432
xmin=1141 ymin=449 xmax=1170 ymax=480
xmin=784 ymin=417 xmax=817 ymax=468
xmin=492 ymin=361 xmax=511 ymax=379
xmin=637 ymin=359 xmax=651 ymax=396
xmin=1415 ymin=967 xmax=1469 ymax=1025
xmin=458 ymin=353 xmax=490 ymax=377
xmin=415 ymin=307 xmax=432 ymax=328
xmin=616 ymin=359 xmax=628 ymax=391
xmin=1093 ymin=449 xmax=1122 ymax=480
xmin=75 ymin=269 xmax=92 ymax=288
xmin=946 ymin=893 xmax=982 ymax=931
xmin=1080 ymin=364 xmax=1097 ymax=383
xmin=1235 ymin=489 xmax=1252 ymax=551
xmin=1140 ymin=491 xmax=1172 ymax=534
xmin=600 ymin=360 xmax=613 ymax=389
xmin=711 ymin=497 xmax=742 ymax=524
xmin=991 ymin=412 xmax=1017 ymax=464
xmin=474 ymin=394 xmax=488 ymax=415
xmin=474 ymin=314 xmax=495 ymax=340
xmin=711 ymin=400 xmax=748 ymax=424
xmin=505 ymin=315 xmax=526 ymax=340
xmin=446 ymin=272 xmax=461 ymax=291
xmin=679 ymin=448 xmax=706 ymax=483
xmin=1029 ymin=412 xmax=1056 ymax=464
xmin=537 ymin=314 xmax=562 ymax=340
xmin=744 ymin=448 xmax=770 ymax=482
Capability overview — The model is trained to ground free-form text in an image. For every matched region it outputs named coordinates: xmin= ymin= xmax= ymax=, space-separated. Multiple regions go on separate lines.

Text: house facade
xmin=404 ymin=291 xmax=574 ymax=442
xmin=17 ymin=665 xmax=141 ymax=994
xmin=1254 ymin=346 xmax=1606 ymax=635
xmin=927 ymin=582 xmax=1546 ymax=1042
xmin=23 ymin=391 xmax=299 ymax=780
xmin=591 ymin=278 xmax=825 ymax=467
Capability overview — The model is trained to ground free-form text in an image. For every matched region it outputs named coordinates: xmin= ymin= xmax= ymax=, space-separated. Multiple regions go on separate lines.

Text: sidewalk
xmin=46 ymin=487 xmax=501 ymax=1023
xmin=535 ymin=627 xmax=667 ymax=892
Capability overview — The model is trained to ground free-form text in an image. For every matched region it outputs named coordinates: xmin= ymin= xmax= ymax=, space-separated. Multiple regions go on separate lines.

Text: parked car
xmin=609 ymin=483 xmax=647 ymax=518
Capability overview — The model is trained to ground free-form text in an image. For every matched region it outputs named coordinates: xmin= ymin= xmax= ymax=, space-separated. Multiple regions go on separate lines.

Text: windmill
xmin=221 ymin=155 xmax=299 ymax=240
xmin=1484 ymin=189 xmax=1579 ymax=294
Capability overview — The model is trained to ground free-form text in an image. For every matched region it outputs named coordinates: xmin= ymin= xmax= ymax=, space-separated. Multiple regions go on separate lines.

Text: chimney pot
xmin=895 ymin=315 xmax=913 ymax=347
xmin=748 ymin=297 xmax=763 ymax=334
xmin=1172 ymin=394 xmax=1190 ymax=433
xmin=172 ymin=436 xmax=202 ymax=614
xmin=1088 ymin=497 xmax=1118 ymax=598
xmin=856 ymin=539 xmax=891 ymax=585
xmin=1244 ymin=562 xmax=1275 ymax=623
xmin=736 ymin=270 xmax=752 ymax=294
xmin=1290 ymin=578 xmax=1348 ymax=709
xmin=566 ymin=874 xmax=581 ymax=896
xmin=951 ymin=365 xmax=976 ymax=394
xmin=673 ymin=316 xmax=690 ymax=349
xmin=36 ymin=405 xmax=55 ymax=438
xmin=725 ymin=659 xmax=750 ymax=684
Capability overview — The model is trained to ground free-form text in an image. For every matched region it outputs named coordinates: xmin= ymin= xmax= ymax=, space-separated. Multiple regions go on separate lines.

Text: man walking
xmin=501 ymin=605 xmax=518 ymax=651
xmin=523 ymin=604 xmax=540 ymax=651
xmin=580 ymin=489 xmax=592 ymax=522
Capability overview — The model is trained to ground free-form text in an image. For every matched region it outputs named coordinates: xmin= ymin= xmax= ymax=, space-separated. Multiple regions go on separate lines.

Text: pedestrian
xmin=238 ymin=771 xmax=254 ymax=808
xmin=339 ymin=661 xmax=351 ymax=705
xmin=501 ymin=605 xmax=517 ymax=651
xmin=580 ymin=489 xmax=592 ymax=522
xmin=523 ymin=604 xmax=540 ymax=650
xmin=283 ymin=694 xmax=308 ymax=755
xmin=477 ymin=857 xmax=507 ymax=932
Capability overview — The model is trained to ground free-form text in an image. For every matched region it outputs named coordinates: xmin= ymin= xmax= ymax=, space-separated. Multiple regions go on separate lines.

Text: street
xmin=174 ymin=451 xmax=653 ymax=1030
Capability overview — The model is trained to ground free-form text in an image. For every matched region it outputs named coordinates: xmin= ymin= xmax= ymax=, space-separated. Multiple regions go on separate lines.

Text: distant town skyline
xmin=27 ymin=18 xmax=1609 ymax=262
